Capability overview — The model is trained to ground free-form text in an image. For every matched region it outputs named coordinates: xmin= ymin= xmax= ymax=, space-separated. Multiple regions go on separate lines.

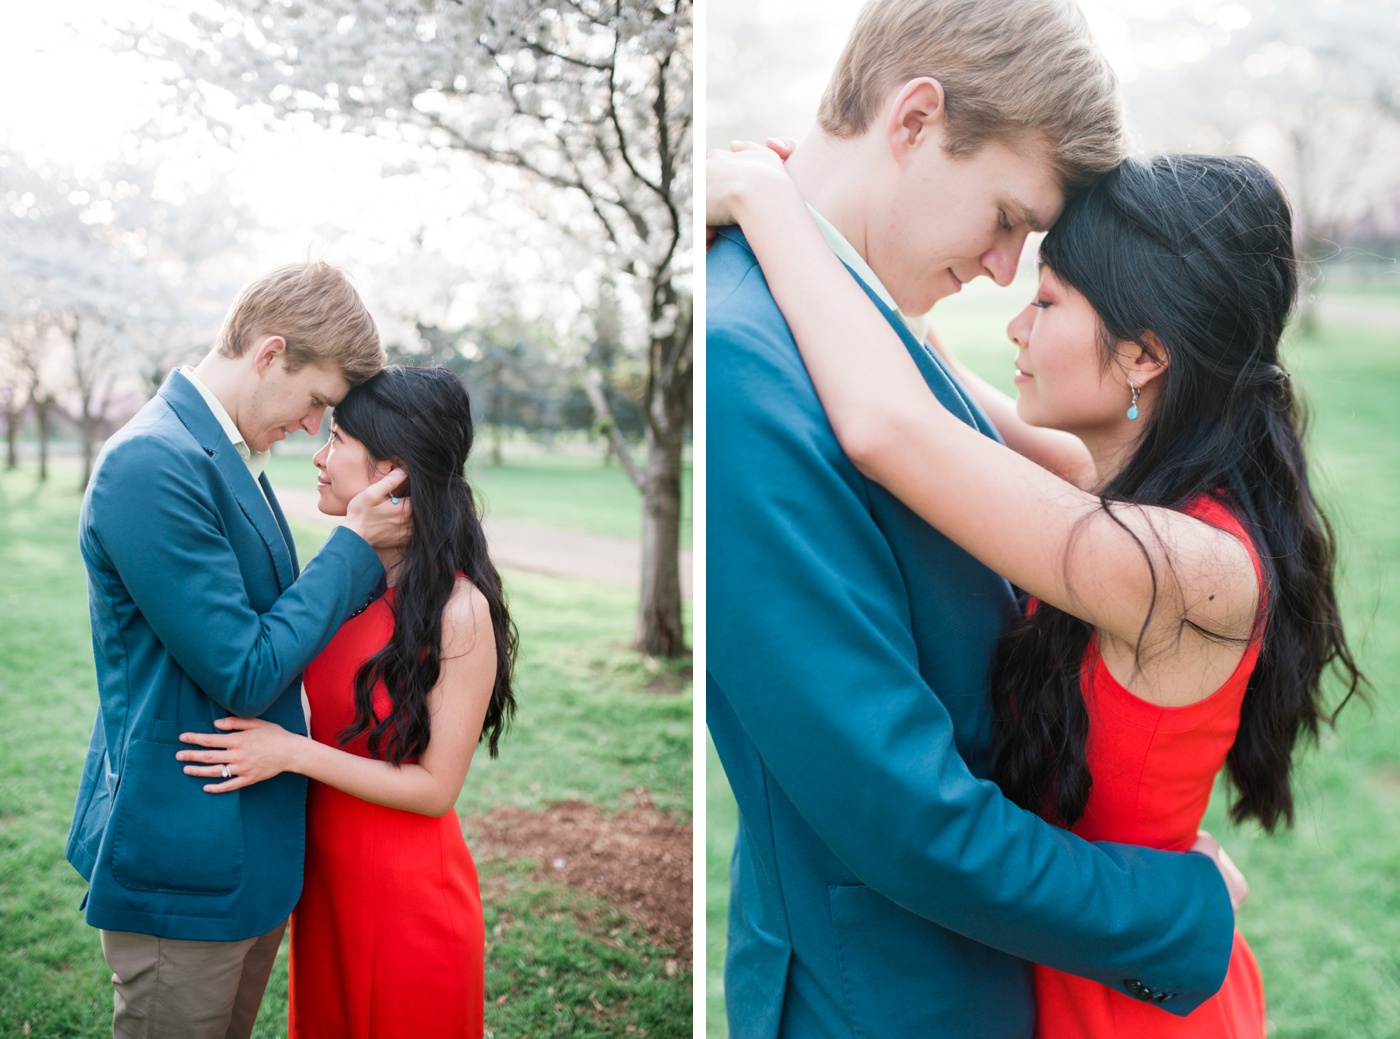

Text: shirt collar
xmin=807 ymin=205 xmax=903 ymax=318
xmin=181 ymin=366 xmax=270 ymax=481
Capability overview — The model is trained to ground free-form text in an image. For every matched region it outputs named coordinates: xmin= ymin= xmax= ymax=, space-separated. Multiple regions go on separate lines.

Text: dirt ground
xmin=464 ymin=792 xmax=693 ymax=968
xmin=277 ymin=487 xmax=696 ymax=969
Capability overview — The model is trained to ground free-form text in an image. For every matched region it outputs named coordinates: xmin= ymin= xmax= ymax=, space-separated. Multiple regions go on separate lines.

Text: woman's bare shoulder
xmin=441 ymin=575 xmax=492 ymax=657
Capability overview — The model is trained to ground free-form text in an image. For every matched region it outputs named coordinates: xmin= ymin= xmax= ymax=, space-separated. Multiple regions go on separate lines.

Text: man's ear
xmin=251 ymin=335 xmax=288 ymax=376
xmin=885 ymin=77 xmax=947 ymax=164
xmin=1124 ymin=332 xmax=1170 ymax=387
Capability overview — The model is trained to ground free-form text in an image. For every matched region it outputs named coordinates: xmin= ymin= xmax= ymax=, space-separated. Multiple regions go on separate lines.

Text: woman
xmin=707 ymin=149 xmax=1361 ymax=1035
xmin=178 ymin=365 xmax=517 ymax=1037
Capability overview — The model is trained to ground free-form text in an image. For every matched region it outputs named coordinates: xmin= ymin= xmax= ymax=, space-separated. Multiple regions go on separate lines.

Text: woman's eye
xmin=1031 ymin=300 xmax=1051 ymax=309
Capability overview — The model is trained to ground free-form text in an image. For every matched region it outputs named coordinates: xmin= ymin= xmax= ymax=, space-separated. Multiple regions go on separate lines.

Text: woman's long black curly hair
xmin=332 ymin=364 xmax=517 ymax=764
xmin=989 ymin=154 xmax=1363 ymax=832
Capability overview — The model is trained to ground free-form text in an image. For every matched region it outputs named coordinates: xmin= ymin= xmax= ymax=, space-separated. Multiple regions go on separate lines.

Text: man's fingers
xmin=351 ymin=466 xmax=408 ymax=510
xmin=369 ymin=467 xmax=408 ymax=502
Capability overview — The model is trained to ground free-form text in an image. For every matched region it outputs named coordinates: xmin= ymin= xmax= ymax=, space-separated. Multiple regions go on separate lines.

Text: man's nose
xmin=984 ymin=229 xmax=1029 ymax=287
xmin=302 ymin=408 xmax=327 ymax=436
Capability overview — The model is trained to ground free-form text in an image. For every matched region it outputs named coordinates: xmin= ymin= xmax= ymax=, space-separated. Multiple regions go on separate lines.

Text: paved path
xmin=276 ymin=486 xmax=693 ymax=599
xmin=1313 ymin=298 xmax=1400 ymax=334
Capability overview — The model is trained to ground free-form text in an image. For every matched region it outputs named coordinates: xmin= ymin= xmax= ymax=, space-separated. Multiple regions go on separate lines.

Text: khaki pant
xmin=101 ymin=922 xmax=286 ymax=1039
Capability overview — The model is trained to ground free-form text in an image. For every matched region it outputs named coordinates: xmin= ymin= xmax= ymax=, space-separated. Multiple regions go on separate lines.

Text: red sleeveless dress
xmin=288 ymin=590 xmax=484 ymax=1039
xmin=1033 ymin=496 xmax=1266 ymax=1038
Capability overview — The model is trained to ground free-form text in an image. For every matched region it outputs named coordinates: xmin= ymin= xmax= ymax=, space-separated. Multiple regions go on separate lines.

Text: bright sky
xmin=0 ymin=0 xmax=501 ymax=283
xmin=0 ymin=2 xmax=168 ymax=166
xmin=2 ymin=0 xmax=1186 ymax=245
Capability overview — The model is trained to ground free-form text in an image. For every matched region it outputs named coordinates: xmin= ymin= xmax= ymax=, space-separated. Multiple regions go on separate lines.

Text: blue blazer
xmin=707 ymin=229 xmax=1235 ymax=1039
xmin=66 ymin=369 xmax=385 ymax=941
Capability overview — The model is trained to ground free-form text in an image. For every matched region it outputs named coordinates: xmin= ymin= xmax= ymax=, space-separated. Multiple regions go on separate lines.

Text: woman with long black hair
xmin=706 ymin=149 xmax=1362 ymax=1036
xmin=178 ymin=364 xmax=517 ymax=1037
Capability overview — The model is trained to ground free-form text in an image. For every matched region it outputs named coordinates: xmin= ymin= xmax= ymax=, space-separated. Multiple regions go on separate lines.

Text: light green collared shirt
xmin=808 ymin=205 xmax=903 ymax=318
xmin=181 ymin=366 xmax=271 ymax=483
xmin=807 ymin=205 xmax=935 ymax=341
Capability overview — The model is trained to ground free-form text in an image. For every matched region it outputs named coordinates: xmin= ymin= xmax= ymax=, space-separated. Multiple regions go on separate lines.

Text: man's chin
xmin=902 ymin=284 xmax=958 ymax=314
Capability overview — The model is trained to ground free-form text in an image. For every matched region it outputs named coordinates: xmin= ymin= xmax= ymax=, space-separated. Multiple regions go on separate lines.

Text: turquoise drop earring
xmin=1126 ymin=381 xmax=1141 ymax=421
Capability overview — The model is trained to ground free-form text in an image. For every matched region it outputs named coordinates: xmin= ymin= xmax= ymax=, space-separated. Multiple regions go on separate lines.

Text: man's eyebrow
xmin=1010 ymin=198 xmax=1052 ymax=234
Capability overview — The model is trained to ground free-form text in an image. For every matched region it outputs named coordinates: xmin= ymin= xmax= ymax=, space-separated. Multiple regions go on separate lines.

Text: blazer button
xmin=1123 ymin=979 xmax=1155 ymax=1001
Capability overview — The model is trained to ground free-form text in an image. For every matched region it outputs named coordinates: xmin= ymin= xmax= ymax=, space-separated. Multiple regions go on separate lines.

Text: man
xmin=707 ymin=1 xmax=1237 ymax=1036
xmin=67 ymin=262 xmax=406 ymax=1037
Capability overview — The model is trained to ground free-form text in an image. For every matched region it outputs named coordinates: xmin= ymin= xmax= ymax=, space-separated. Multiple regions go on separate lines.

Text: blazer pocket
xmin=828 ymin=883 xmax=1033 ymax=1039
xmin=110 ymin=738 xmax=245 ymax=895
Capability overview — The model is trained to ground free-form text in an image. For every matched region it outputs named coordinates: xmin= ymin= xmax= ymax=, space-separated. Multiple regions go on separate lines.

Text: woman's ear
xmin=1124 ymin=332 xmax=1170 ymax=388
xmin=388 ymin=458 xmax=410 ymax=497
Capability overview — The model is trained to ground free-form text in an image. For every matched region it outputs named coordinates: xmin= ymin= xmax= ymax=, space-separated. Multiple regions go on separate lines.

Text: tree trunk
xmin=1291 ymin=130 xmax=1320 ymax=337
xmin=3 ymin=407 xmax=17 ymax=470
xmin=81 ymin=415 xmax=98 ymax=492
xmin=35 ymin=399 xmax=51 ymax=484
xmin=632 ymin=283 xmax=691 ymax=657
xmin=635 ymin=422 xmax=685 ymax=656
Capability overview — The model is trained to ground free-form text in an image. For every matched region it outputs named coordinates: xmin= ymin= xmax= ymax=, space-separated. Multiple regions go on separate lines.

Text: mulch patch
xmin=463 ymin=791 xmax=693 ymax=967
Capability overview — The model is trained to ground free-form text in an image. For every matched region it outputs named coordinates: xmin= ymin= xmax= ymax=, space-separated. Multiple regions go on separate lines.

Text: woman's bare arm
xmin=707 ymin=148 xmax=1259 ymax=667
xmin=179 ymin=579 xmax=496 ymax=816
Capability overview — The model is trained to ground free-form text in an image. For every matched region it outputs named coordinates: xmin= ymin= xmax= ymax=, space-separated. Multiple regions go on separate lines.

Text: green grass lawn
xmin=0 ymin=468 xmax=691 ymax=1038
xmin=705 ymin=294 xmax=1400 ymax=1037
xmin=264 ymin=444 xmax=694 ymax=547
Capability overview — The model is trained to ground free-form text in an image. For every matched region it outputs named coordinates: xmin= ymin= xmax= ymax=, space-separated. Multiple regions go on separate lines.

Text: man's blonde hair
xmin=216 ymin=262 xmax=384 ymax=385
xmin=818 ymin=0 xmax=1126 ymax=188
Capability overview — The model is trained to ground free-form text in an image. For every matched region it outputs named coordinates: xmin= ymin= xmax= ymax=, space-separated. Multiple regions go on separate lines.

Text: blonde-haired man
xmin=707 ymin=1 xmax=1236 ymax=1036
xmin=67 ymin=262 xmax=406 ymax=1037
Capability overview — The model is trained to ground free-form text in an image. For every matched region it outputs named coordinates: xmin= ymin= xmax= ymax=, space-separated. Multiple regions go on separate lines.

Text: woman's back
xmin=1033 ymin=495 xmax=1266 ymax=1038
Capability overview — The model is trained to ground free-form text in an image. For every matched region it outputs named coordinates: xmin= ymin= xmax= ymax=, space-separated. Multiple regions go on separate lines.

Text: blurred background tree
xmin=0 ymin=0 xmax=692 ymax=657
xmin=140 ymin=0 xmax=693 ymax=654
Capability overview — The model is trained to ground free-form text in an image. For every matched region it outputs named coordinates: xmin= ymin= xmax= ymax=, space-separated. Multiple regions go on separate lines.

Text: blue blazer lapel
xmin=845 ymin=273 xmax=1003 ymax=443
xmin=718 ymin=226 xmax=1002 ymax=442
xmin=159 ymin=370 xmax=297 ymax=590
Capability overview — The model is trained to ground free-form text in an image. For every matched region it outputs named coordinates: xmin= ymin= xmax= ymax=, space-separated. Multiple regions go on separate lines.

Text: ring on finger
xmin=221 ymin=764 xmax=233 ymax=780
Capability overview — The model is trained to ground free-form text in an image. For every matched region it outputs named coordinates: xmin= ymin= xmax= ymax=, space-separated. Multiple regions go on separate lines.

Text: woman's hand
xmin=177 ymin=717 xmax=306 ymax=793
xmin=706 ymin=141 xmax=800 ymax=228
